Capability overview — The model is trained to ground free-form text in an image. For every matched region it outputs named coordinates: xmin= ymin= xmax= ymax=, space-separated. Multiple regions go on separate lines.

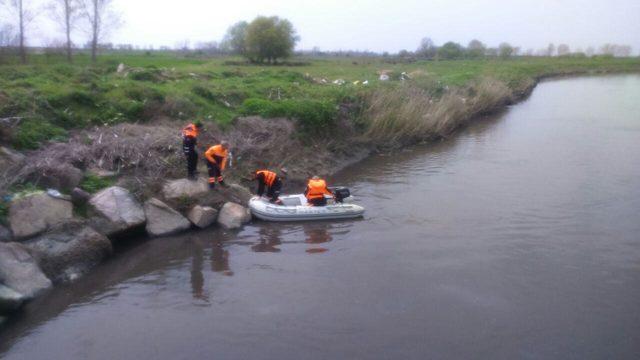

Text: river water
xmin=1 ymin=75 xmax=640 ymax=359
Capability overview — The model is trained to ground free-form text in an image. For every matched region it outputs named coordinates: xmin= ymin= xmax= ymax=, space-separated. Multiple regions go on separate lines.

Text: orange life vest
xmin=205 ymin=144 xmax=228 ymax=170
xmin=306 ymin=179 xmax=331 ymax=200
xmin=256 ymin=170 xmax=277 ymax=187
xmin=182 ymin=123 xmax=199 ymax=138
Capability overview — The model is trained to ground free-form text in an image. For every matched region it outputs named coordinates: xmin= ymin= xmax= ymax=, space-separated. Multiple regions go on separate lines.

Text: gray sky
xmin=22 ymin=0 xmax=640 ymax=53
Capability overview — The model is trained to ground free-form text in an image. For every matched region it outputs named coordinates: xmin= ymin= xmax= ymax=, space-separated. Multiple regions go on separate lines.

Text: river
xmin=1 ymin=75 xmax=640 ymax=359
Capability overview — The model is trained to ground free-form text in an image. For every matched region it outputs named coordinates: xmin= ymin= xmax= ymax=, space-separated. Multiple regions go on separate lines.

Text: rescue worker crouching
xmin=305 ymin=176 xmax=333 ymax=206
xmin=204 ymin=141 xmax=230 ymax=189
xmin=253 ymin=169 xmax=286 ymax=204
xmin=182 ymin=121 xmax=203 ymax=180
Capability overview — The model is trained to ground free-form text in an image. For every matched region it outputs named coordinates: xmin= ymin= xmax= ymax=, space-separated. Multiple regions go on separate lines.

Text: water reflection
xmin=251 ymin=227 xmax=282 ymax=253
xmin=304 ymin=224 xmax=333 ymax=254
xmin=189 ymin=237 xmax=233 ymax=301
xmin=190 ymin=238 xmax=208 ymax=301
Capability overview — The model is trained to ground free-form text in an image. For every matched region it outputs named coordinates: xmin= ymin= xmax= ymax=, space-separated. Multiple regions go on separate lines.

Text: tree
xmin=557 ymin=44 xmax=570 ymax=56
xmin=547 ymin=43 xmax=555 ymax=57
xmin=498 ymin=42 xmax=514 ymax=58
xmin=244 ymin=16 xmax=298 ymax=64
xmin=221 ymin=21 xmax=248 ymax=55
xmin=1 ymin=0 xmax=36 ymax=64
xmin=79 ymin=0 xmax=121 ymax=63
xmin=416 ymin=37 xmax=437 ymax=59
xmin=466 ymin=39 xmax=486 ymax=58
xmin=437 ymin=41 xmax=464 ymax=60
xmin=48 ymin=0 xmax=80 ymax=63
xmin=585 ymin=46 xmax=595 ymax=57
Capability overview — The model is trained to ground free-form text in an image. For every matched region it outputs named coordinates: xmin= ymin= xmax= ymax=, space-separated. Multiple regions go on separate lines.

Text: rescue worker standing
xmin=253 ymin=169 xmax=286 ymax=204
xmin=182 ymin=121 xmax=203 ymax=179
xmin=305 ymin=176 xmax=333 ymax=206
xmin=204 ymin=141 xmax=230 ymax=189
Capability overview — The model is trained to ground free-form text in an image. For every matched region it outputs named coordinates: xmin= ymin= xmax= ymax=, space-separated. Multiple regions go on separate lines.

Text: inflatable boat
xmin=249 ymin=188 xmax=365 ymax=222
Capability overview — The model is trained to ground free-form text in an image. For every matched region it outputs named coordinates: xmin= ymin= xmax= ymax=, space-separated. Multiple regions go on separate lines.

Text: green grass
xmin=79 ymin=173 xmax=116 ymax=194
xmin=1 ymin=52 xmax=639 ymax=149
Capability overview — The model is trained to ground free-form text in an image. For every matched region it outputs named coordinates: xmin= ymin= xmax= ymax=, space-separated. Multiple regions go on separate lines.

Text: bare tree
xmin=547 ymin=43 xmax=555 ymax=57
xmin=557 ymin=44 xmax=570 ymax=56
xmin=1 ymin=0 xmax=36 ymax=64
xmin=585 ymin=46 xmax=595 ymax=57
xmin=48 ymin=0 xmax=81 ymax=62
xmin=79 ymin=0 xmax=121 ymax=62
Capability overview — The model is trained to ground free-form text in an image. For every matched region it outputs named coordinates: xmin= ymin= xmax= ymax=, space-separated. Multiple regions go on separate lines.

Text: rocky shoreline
xmin=0 ymin=176 xmax=254 ymax=323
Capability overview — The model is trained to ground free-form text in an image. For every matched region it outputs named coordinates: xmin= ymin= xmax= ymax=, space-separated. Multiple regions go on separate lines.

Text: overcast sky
xmin=19 ymin=0 xmax=640 ymax=54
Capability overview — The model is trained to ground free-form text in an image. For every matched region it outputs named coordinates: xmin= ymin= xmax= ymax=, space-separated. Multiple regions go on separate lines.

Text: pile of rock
xmin=1 ymin=177 xmax=253 ymax=320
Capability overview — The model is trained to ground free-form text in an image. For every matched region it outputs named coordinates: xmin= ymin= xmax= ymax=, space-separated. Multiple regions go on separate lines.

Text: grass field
xmin=1 ymin=52 xmax=640 ymax=149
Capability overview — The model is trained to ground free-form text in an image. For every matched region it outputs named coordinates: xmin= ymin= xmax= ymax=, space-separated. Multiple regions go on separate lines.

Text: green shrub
xmin=192 ymin=85 xmax=216 ymax=101
xmin=80 ymin=173 xmax=116 ymax=194
xmin=241 ymin=98 xmax=336 ymax=133
xmin=13 ymin=118 xmax=68 ymax=149
xmin=130 ymin=68 xmax=163 ymax=82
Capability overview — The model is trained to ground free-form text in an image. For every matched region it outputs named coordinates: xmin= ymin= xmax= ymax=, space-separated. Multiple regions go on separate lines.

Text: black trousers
xmin=183 ymin=138 xmax=198 ymax=177
xmin=266 ymin=179 xmax=282 ymax=202
xmin=206 ymin=160 xmax=223 ymax=187
xmin=308 ymin=197 xmax=327 ymax=206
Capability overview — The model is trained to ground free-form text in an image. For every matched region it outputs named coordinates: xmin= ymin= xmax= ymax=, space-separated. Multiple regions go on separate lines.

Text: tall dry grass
xmin=363 ymin=78 xmax=513 ymax=145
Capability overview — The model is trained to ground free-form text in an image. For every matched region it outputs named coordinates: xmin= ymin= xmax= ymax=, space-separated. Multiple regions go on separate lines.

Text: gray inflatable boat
xmin=249 ymin=194 xmax=365 ymax=222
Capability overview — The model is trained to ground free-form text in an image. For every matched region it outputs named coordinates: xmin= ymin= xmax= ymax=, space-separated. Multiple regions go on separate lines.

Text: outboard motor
xmin=331 ymin=187 xmax=351 ymax=203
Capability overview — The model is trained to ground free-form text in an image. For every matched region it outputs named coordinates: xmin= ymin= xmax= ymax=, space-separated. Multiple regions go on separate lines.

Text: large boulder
xmin=89 ymin=186 xmax=146 ymax=237
xmin=217 ymin=202 xmax=251 ymax=230
xmin=162 ymin=178 xmax=209 ymax=201
xmin=0 ymin=284 xmax=26 ymax=314
xmin=187 ymin=205 xmax=218 ymax=229
xmin=27 ymin=163 xmax=84 ymax=192
xmin=24 ymin=221 xmax=113 ymax=283
xmin=226 ymin=183 xmax=253 ymax=206
xmin=143 ymin=198 xmax=191 ymax=237
xmin=0 ymin=242 xmax=52 ymax=299
xmin=0 ymin=224 xmax=12 ymax=242
xmin=9 ymin=192 xmax=74 ymax=240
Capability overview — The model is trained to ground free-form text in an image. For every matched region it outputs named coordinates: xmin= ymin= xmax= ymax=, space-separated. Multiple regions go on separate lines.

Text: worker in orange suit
xmin=204 ymin=141 xmax=230 ymax=189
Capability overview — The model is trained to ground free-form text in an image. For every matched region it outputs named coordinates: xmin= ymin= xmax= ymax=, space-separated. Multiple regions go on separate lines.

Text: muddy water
xmin=2 ymin=75 xmax=640 ymax=359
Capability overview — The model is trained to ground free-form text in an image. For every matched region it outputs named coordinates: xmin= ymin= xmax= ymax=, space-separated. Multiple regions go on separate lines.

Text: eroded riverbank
xmin=1 ymin=74 xmax=639 ymax=359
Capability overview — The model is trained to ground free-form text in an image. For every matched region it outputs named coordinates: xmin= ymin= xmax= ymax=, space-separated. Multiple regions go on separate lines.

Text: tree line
xmin=403 ymin=37 xmax=634 ymax=60
xmin=0 ymin=0 xmax=120 ymax=64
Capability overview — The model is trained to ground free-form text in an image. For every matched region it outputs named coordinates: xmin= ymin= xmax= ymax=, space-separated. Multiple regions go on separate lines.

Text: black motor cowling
xmin=331 ymin=187 xmax=351 ymax=203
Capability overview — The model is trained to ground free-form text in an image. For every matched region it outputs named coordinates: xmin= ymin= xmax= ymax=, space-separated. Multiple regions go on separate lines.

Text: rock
xmin=0 ymin=242 xmax=52 ymax=299
xmin=226 ymin=183 xmax=253 ymax=206
xmin=187 ymin=205 xmax=218 ymax=229
xmin=9 ymin=192 xmax=74 ymax=240
xmin=162 ymin=178 xmax=209 ymax=201
xmin=89 ymin=186 xmax=146 ymax=237
xmin=0 ymin=285 xmax=26 ymax=314
xmin=217 ymin=202 xmax=251 ymax=230
xmin=0 ymin=224 xmax=12 ymax=242
xmin=70 ymin=187 xmax=91 ymax=205
xmin=24 ymin=221 xmax=112 ymax=283
xmin=0 ymin=146 xmax=25 ymax=168
xmin=144 ymin=198 xmax=191 ymax=237
xmin=28 ymin=163 xmax=84 ymax=192
xmin=117 ymin=63 xmax=126 ymax=73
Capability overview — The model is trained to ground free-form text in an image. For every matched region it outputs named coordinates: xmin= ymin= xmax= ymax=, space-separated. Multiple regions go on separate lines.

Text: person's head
xmin=311 ymin=175 xmax=320 ymax=180
xmin=250 ymin=170 xmax=258 ymax=180
xmin=280 ymin=167 xmax=288 ymax=178
xmin=194 ymin=120 xmax=203 ymax=129
xmin=220 ymin=140 xmax=229 ymax=150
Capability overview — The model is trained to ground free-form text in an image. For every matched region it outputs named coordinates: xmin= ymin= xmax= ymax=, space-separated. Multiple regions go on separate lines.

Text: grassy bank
xmin=1 ymin=53 xmax=640 ymax=150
